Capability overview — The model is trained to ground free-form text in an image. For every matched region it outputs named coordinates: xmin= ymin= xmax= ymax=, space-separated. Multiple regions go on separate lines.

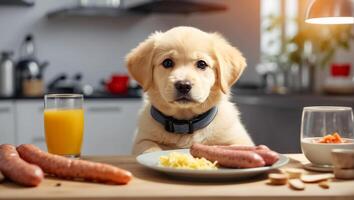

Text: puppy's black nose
xmin=175 ymin=80 xmax=192 ymax=95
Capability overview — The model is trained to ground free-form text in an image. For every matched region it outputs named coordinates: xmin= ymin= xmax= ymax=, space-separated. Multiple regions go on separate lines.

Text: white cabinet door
xmin=0 ymin=101 xmax=15 ymax=144
xmin=15 ymin=100 xmax=46 ymax=150
xmin=14 ymin=99 xmax=142 ymax=155
xmin=83 ymin=100 xmax=141 ymax=155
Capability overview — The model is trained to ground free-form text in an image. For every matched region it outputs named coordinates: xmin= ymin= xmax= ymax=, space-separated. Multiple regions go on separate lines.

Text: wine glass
xmin=301 ymin=106 xmax=354 ymax=169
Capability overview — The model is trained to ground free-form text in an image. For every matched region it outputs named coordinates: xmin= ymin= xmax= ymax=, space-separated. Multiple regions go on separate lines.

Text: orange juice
xmin=44 ymin=109 xmax=84 ymax=156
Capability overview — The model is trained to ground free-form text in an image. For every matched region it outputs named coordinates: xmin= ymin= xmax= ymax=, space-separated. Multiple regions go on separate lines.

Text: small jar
xmin=323 ymin=63 xmax=354 ymax=95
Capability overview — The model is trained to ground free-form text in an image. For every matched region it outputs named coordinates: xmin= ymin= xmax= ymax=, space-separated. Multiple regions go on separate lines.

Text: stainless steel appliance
xmin=0 ymin=51 xmax=15 ymax=97
xmin=47 ymin=73 xmax=83 ymax=94
xmin=15 ymin=34 xmax=48 ymax=96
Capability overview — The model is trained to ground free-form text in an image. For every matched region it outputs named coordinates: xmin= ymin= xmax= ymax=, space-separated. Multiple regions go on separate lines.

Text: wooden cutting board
xmin=0 ymin=154 xmax=353 ymax=200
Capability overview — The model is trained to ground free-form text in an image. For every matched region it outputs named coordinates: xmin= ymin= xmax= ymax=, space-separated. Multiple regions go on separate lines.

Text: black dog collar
xmin=150 ymin=106 xmax=218 ymax=134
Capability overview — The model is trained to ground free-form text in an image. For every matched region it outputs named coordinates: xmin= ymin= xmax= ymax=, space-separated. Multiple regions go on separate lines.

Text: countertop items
xmin=0 ymin=154 xmax=353 ymax=200
xmin=16 ymin=34 xmax=48 ymax=97
xmin=0 ymin=51 xmax=15 ymax=97
xmin=47 ymin=73 xmax=83 ymax=94
xmin=323 ymin=63 xmax=354 ymax=95
xmin=232 ymin=89 xmax=354 ymax=153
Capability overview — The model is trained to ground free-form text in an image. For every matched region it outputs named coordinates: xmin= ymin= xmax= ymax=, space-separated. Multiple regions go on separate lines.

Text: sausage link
xmin=251 ymin=150 xmax=279 ymax=165
xmin=190 ymin=143 xmax=265 ymax=168
xmin=216 ymin=145 xmax=279 ymax=165
xmin=0 ymin=144 xmax=43 ymax=187
xmin=215 ymin=145 xmax=270 ymax=151
xmin=17 ymin=144 xmax=132 ymax=185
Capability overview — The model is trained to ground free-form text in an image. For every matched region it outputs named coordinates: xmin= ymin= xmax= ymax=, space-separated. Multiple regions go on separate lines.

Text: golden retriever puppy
xmin=126 ymin=26 xmax=253 ymax=155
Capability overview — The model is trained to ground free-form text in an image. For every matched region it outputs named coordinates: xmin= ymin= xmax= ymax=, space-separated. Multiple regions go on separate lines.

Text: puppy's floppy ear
xmin=212 ymin=33 xmax=247 ymax=94
xmin=125 ymin=32 xmax=160 ymax=91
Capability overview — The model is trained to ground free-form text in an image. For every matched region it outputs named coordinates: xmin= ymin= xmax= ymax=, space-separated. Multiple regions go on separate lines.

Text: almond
xmin=300 ymin=174 xmax=334 ymax=183
xmin=268 ymin=173 xmax=288 ymax=185
xmin=319 ymin=180 xmax=330 ymax=189
xmin=289 ymin=179 xmax=305 ymax=190
xmin=284 ymin=168 xmax=304 ymax=179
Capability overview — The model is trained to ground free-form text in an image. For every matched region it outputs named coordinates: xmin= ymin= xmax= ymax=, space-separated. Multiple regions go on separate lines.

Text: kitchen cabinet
xmin=83 ymin=100 xmax=141 ymax=155
xmin=15 ymin=100 xmax=46 ymax=150
xmin=12 ymin=99 xmax=142 ymax=155
xmin=0 ymin=101 xmax=16 ymax=144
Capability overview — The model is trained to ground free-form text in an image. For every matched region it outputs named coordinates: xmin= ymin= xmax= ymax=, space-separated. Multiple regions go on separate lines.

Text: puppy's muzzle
xmin=174 ymin=80 xmax=192 ymax=96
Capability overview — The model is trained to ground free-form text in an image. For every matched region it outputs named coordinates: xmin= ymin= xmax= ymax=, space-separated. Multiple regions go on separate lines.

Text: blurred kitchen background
xmin=0 ymin=0 xmax=353 ymax=155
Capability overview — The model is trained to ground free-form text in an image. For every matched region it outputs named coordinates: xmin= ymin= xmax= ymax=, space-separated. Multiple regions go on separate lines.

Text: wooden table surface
xmin=0 ymin=154 xmax=353 ymax=200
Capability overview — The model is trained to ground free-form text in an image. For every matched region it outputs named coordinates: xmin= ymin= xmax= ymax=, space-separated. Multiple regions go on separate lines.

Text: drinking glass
xmin=301 ymin=106 xmax=354 ymax=167
xmin=44 ymin=94 xmax=84 ymax=158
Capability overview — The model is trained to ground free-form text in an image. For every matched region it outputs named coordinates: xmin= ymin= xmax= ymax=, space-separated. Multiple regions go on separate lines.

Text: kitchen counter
xmin=0 ymin=91 xmax=142 ymax=101
xmin=232 ymin=89 xmax=354 ymax=108
xmin=231 ymin=89 xmax=354 ymax=153
xmin=0 ymin=154 xmax=353 ymax=200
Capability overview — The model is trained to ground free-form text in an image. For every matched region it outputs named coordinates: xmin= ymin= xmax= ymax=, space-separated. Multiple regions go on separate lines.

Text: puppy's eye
xmin=196 ymin=60 xmax=208 ymax=70
xmin=162 ymin=59 xmax=174 ymax=68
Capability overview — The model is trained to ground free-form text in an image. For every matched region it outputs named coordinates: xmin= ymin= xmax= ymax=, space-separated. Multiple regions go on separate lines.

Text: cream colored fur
xmin=126 ymin=26 xmax=253 ymax=155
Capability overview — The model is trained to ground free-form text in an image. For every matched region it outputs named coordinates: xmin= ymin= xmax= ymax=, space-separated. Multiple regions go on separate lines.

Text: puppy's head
xmin=126 ymin=26 xmax=246 ymax=109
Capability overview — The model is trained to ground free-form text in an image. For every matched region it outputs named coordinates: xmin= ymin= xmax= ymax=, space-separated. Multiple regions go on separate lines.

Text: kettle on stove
xmin=15 ymin=34 xmax=48 ymax=97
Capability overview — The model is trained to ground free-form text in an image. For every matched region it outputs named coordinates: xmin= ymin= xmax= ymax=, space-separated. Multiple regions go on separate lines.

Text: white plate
xmin=136 ymin=149 xmax=289 ymax=180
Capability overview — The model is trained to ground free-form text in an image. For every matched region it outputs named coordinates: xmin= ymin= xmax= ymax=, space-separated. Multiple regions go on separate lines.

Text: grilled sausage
xmin=251 ymin=149 xmax=279 ymax=165
xmin=216 ymin=146 xmax=279 ymax=165
xmin=0 ymin=144 xmax=43 ymax=187
xmin=17 ymin=144 xmax=132 ymax=185
xmin=215 ymin=145 xmax=270 ymax=151
xmin=190 ymin=143 xmax=265 ymax=168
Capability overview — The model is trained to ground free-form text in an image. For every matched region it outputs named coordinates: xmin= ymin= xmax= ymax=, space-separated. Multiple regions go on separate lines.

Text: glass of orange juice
xmin=44 ymin=94 xmax=84 ymax=158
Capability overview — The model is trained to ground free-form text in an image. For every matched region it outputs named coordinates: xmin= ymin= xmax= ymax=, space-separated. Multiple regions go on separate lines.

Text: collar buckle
xmin=151 ymin=106 xmax=218 ymax=134
xmin=188 ymin=120 xmax=193 ymax=134
xmin=164 ymin=117 xmax=175 ymax=133
xmin=164 ymin=117 xmax=194 ymax=134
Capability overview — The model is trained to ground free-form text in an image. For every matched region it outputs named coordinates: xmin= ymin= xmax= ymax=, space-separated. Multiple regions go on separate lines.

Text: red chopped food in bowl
xmin=319 ymin=132 xmax=343 ymax=143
